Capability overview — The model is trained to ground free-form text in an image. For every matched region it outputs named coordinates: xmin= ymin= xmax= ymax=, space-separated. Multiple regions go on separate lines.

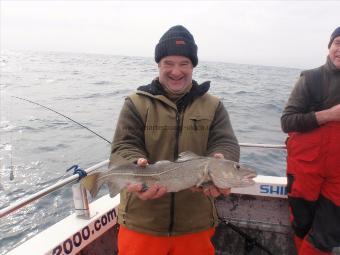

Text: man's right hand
xmin=316 ymin=104 xmax=340 ymax=125
xmin=329 ymin=104 xmax=340 ymax=121
xmin=127 ymin=183 xmax=167 ymax=200
xmin=126 ymin=157 xmax=167 ymax=200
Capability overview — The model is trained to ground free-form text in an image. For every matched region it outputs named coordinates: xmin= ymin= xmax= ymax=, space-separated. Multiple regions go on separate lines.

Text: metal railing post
xmin=72 ymin=183 xmax=90 ymax=218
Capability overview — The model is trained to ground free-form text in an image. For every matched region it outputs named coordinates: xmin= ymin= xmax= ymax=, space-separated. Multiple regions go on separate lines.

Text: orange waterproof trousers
xmin=118 ymin=225 xmax=215 ymax=255
xmin=287 ymin=122 xmax=340 ymax=255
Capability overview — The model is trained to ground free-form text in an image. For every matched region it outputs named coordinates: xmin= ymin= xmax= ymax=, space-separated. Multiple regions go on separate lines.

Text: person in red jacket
xmin=281 ymin=27 xmax=340 ymax=255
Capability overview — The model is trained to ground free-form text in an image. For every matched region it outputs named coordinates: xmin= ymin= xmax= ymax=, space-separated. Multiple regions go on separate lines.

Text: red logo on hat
xmin=176 ymin=40 xmax=186 ymax=45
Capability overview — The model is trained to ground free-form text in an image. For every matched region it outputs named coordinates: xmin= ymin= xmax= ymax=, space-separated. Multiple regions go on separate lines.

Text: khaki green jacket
xmin=110 ymin=80 xmax=239 ymax=236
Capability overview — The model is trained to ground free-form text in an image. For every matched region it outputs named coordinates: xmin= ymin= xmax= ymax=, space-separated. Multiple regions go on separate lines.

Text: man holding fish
xmin=99 ymin=25 xmax=247 ymax=255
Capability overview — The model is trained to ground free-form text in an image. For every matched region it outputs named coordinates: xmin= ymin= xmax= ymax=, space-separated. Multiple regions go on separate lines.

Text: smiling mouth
xmin=169 ymin=76 xmax=184 ymax=81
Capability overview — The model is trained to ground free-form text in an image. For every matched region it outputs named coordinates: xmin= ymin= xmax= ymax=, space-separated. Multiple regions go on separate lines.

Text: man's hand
xmin=126 ymin=157 xmax=167 ymax=200
xmin=329 ymin=104 xmax=340 ymax=121
xmin=136 ymin=158 xmax=149 ymax=167
xmin=127 ymin=183 xmax=167 ymax=200
xmin=316 ymin=104 xmax=340 ymax=125
xmin=190 ymin=153 xmax=231 ymax=198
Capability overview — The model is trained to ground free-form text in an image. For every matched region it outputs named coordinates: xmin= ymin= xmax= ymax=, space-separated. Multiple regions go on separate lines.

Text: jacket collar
xmin=326 ymin=56 xmax=340 ymax=74
xmin=137 ymin=79 xmax=211 ymax=111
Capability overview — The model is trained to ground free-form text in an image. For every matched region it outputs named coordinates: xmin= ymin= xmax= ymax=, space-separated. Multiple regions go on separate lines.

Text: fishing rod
xmin=12 ymin=96 xmax=286 ymax=149
xmin=12 ymin=96 xmax=112 ymax=144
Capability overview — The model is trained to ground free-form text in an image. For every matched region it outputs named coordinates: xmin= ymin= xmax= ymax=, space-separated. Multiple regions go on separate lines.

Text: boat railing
xmin=0 ymin=143 xmax=286 ymax=219
xmin=0 ymin=159 xmax=109 ymax=219
xmin=239 ymin=143 xmax=286 ymax=149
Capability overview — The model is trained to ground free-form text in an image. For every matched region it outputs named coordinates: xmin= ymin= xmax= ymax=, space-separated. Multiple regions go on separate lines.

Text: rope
xmin=66 ymin=165 xmax=87 ymax=181
xmin=219 ymin=219 xmax=274 ymax=255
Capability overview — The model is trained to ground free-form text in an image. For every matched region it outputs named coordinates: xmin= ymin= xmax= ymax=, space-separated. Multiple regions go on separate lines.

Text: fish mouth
xmin=243 ymin=172 xmax=257 ymax=179
xmin=241 ymin=178 xmax=256 ymax=184
xmin=238 ymin=172 xmax=257 ymax=186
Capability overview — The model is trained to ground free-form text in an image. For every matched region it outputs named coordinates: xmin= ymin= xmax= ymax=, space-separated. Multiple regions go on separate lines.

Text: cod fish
xmin=81 ymin=151 xmax=257 ymax=198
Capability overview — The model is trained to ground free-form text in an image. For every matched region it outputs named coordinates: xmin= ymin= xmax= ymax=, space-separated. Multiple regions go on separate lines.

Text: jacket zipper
xmin=174 ymin=112 xmax=180 ymax=159
xmin=168 ymin=111 xmax=181 ymax=235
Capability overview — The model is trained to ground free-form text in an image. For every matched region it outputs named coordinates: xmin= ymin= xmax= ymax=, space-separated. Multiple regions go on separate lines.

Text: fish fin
xmin=196 ymin=181 xmax=214 ymax=188
xmin=108 ymin=182 xmax=149 ymax=197
xmin=81 ymin=173 xmax=101 ymax=198
xmin=154 ymin=160 xmax=172 ymax=165
xmin=107 ymin=182 xmax=122 ymax=197
xmin=177 ymin=151 xmax=200 ymax=162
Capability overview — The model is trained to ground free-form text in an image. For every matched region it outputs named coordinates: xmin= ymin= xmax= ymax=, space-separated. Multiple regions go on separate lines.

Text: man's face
xmin=158 ymin=56 xmax=193 ymax=93
xmin=329 ymin=36 xmax=340 ymax=69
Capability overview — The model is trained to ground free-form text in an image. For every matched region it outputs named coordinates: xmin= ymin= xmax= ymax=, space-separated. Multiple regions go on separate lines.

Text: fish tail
xmin=108 ymin=182 xmax=121 ymax=197
xmin=81 ymin=173 xmax=101 ymax=198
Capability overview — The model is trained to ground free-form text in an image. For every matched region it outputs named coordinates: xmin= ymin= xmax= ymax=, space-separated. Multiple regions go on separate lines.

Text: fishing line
xmin=0 ymin=92 xmax=15 ymax=180
xmin=12 ymin=96 xmax=112 ymax=144
xmin=11 ymin=96 xmax=286 ymax=150
xmin=8 ymin=96 xmax=14 ymax=180
xmin=0 ymin=79 xmax=1 ymax=142
xmin=11 ymin=95 xmax=113 ymax=182
xmin=218 ymin=219 xmax=274 ymax=255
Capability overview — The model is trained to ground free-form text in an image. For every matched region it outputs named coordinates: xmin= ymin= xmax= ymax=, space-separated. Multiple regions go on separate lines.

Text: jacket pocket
xmin=189 ymin=115 xmax=212 ymax=131
xmin=180 ymin=115 xmax=213 ymax=154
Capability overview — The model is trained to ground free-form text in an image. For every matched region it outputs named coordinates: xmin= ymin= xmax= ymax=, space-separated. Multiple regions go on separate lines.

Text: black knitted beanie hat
xmin=328 ymin=26 xmax=340 ymax=49
xmin=155 ymin=25 xmax=198 ymax=67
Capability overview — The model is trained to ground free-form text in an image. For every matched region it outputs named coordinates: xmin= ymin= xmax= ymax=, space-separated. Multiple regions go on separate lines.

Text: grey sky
xmin=1 ymin=1 xmax=339 ymax=69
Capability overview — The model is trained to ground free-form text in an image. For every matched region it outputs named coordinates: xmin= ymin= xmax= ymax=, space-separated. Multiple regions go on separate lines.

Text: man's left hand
xmin=190 ymin=153 xmax=231 ymax=198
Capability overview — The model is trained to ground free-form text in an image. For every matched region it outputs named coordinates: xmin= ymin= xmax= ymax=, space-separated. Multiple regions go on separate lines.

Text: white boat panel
xmin=6 ymin=174 xmax=340 ymax=254
xmin=232 ymin=175 xmax=287 ymax=198
xmin=7 ymin=194 xmax=120 ymax=255
xmin=6 ymin=175 xmax=286 ymax=255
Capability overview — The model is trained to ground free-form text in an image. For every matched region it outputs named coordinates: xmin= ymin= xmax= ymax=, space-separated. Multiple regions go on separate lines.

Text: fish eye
xmin=234 ymin=163 xmax=240 ymax=170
